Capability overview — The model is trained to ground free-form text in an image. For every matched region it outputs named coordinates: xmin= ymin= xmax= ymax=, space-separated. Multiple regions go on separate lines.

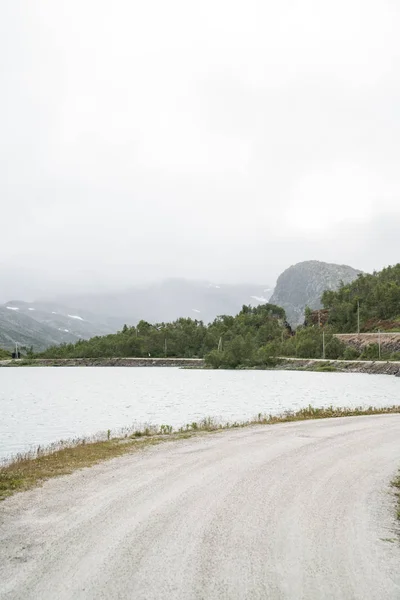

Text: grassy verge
xmin=392 ymin=474 xmax=400 ymax=521
xmin=1 ymin=405 xmax=400 ymax=501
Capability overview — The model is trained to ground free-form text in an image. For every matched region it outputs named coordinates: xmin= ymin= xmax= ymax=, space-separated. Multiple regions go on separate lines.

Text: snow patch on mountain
xmin=67 ymin=314 xmax=84 ymax=321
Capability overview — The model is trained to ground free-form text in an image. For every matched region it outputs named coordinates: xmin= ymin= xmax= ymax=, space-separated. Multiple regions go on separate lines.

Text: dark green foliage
xmin=359 ymin=344 xmax=380 ymax=360
xmin=279 ymin=336 xmax=297 ymax=357
xmin=280 ymin=327 xmax=329 ymax=359
xmin=322 ymin=264 xmax=400 ymax=332
xmin=343 ymin=346 xmax=360 ymax=360
xmin=27 ymin=291 xmax=398 ymax=367
xmin=295 ymin=328 xmax=323 ymax=358
xmin=324 ymin=337 xmax=347 ymax=360
xmin=280 ymin=327 xmax=351 ymax=360
xmin=204 ymin=304 xmax=286 ymax=368
xmin=36 ymin=303 xmax=288 ymax=367
xmin=205 ymin=350 xmax=224 ymax=369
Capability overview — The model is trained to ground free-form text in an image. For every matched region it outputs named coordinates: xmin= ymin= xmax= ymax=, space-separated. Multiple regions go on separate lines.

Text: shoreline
xmin=2 ymin=406 xmax=400 ymax=501
xmin=1 ymin=356 xmax=400 ymax=375
xmin=0 ymin=357 xmax=203 ymax=368
xmin=278 ymin=357 xmax=400 ymax=376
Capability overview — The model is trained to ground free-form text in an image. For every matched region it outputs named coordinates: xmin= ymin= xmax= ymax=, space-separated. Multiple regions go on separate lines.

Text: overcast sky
xmin=1 ymin=0 xmax=400 ymax=300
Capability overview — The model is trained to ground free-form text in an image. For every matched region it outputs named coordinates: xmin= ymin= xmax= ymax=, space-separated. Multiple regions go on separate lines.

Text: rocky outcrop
xmin=270 ymin=261 xmax=361 ymax=326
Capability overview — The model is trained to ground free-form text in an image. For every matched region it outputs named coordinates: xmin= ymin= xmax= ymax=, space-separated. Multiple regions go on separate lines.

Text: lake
xmin=1 ymin=367 xmax=399 ymax=460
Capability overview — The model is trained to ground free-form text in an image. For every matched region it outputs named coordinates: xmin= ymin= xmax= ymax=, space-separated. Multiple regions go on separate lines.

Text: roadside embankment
xmin=0 ymin=357 xmax=205 ymax=368
xmin=1 ymin=356 xmax=400 ymax=374
xmin=279 ymin=357 xmax=400 ymax=375
xmin=335 ymin=332 xmax=400 ymax=353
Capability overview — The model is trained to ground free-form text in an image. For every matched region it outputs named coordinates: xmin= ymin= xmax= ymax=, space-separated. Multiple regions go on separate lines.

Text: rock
xmin=270 ymin=261 xmax=361 ymax=326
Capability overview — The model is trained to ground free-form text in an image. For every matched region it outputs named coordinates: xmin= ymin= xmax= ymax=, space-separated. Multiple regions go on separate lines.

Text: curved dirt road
xmin=1 ymin=415 xmax=400 ymax=599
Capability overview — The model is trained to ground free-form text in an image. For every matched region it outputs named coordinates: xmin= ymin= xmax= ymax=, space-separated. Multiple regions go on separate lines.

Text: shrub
xmin=205 ymin=350 xmax=223 ymax=369
xmin=325 ymin=337 xmax=347 ymax=359
xmin=296 ymin=338 xmax=322 ymax=358
xmin=343 ymin=346 xmax=360 ymax=360
xmin=279 ymin=337 xmax=297 ymax=357
xmin=360 ymin=344 xmax=380 ymax=360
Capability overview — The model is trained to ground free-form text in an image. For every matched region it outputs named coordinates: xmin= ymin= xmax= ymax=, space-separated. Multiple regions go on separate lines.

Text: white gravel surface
xmin=1 ymin=415 xmax=400 ymax=600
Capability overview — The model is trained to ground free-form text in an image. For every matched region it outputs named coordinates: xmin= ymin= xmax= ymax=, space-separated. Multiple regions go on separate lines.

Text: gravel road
xmin=1 ymin=415 xmax=400 ymax=600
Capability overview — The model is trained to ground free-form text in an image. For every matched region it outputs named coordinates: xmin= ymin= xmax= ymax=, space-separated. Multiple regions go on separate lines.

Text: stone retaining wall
xmin=0 ymin=357 xmax=205 ymax=368
xmin=279 ymin=358 xmax=400 ymax=376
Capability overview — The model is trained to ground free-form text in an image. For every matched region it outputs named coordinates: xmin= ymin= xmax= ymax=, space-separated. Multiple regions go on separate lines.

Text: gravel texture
xmin=1 ymin=415 xmax=400 ymax=599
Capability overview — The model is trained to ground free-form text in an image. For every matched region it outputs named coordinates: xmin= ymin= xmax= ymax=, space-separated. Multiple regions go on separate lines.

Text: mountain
xmin=270 ymin=261 xmax=361 ymax=326
xmin=0 ymin=302 xmax=118 ymax=351
xmin=0 ymin=306 xmax=75 ymax=351
xmin=54 ymin=279 xmax=273 ymax=325
xmin=0 ymin=280 xmax=272 ymax=351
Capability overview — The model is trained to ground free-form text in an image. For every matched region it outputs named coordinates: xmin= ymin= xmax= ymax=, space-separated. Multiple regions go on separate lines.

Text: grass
xmin=0 ymin=435 xmax=169 ymax=501
xmin=1 ymin=406 xmax=400 ymax=502
xmin=314 ymin=364 xmax=338 ymax=372
xmin=392 ymin=473 xmax=400 ymax=521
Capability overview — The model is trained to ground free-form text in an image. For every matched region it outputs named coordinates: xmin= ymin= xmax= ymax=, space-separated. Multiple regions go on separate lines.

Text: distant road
xmin=1 ymin=416 xmax=400 ymax=599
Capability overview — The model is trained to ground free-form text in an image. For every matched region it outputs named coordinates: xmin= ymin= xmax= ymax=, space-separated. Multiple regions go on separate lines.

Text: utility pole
xmin=322 ymin=331 xmax=325 ymax=359
xmin=357 ymin=300 xmax=360 ymax=335
xmin=378 ymin=329 xmax=381 ymax=360
xmin=164 ymin=337 xmax=167 ymax=357
xmin=218 ymin=337 xmax=222 ymax=352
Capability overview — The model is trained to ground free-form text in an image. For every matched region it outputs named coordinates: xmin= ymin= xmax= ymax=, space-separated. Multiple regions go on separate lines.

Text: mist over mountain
xmin=54 ymin=279 xmax=273 ymax=325
xmin=0 ymin=301 xmax=119 ymax=351
xmin=0 ymin=279 xmax=273 ymax=351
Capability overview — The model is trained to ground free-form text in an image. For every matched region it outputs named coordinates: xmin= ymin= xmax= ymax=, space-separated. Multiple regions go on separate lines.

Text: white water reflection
xmin=1 ymin=367 xmax=398 ymax=458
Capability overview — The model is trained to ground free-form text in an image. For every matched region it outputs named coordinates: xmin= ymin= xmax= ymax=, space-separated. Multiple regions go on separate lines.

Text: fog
xmin=1 ymin=0 xmax=400 ymax=302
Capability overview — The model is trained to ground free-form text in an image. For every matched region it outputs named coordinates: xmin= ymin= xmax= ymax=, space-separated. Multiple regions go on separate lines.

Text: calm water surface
xmin=1 ymin=367 xmax=399 ymax=459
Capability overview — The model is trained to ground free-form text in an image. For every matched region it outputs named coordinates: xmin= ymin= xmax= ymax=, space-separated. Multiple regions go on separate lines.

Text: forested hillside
xmin=10 ymin=264 xmax=400 ymax=367
xmin=322 ymin=264 xmax=400 ymax=332
xmin=37 ymin=304 xmax=288 ymax=368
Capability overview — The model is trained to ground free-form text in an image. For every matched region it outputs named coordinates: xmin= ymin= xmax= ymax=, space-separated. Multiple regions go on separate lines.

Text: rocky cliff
xmin=270 ymin=261 xmax=361 ymax=326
